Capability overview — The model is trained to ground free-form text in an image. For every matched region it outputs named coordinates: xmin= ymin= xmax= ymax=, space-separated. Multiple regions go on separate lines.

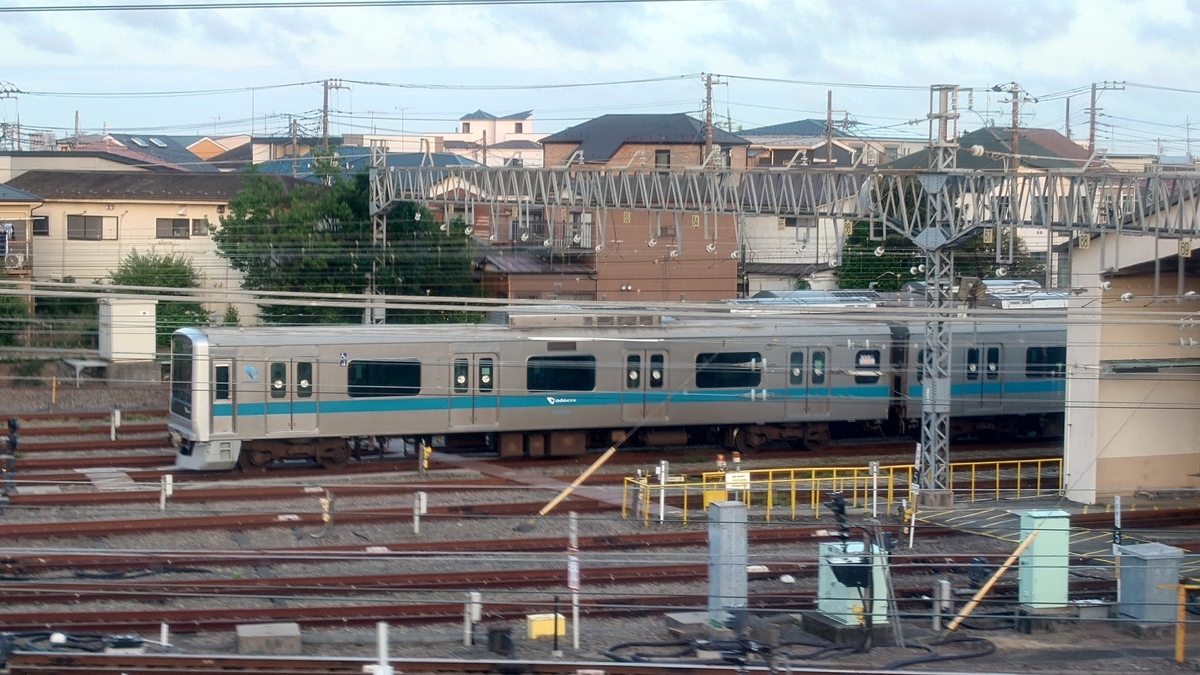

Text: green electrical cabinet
xmin=1018 ymin=510 xmax=1070 ymax=608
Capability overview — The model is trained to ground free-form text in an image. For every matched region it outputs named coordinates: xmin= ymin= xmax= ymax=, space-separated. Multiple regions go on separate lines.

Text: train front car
xmin=169 ymin=328 xmax=238 ymax=471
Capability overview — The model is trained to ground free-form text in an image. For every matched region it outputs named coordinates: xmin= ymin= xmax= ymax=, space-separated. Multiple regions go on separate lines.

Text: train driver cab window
xmin=626 ymin=355 xmax=641 ymax=389
xmin=811 ymin=351 xmax=826 ymax=385
xmin=214 ymin=364 xmax=230 ymax=400
xmin=269 ymin=362 xmax=287 ymax=399
xmin=479 ymin=358 xmax=494 ymax=393
xmin=696 ymin=352 xmax=762 ymax=388
xmin=649 ymin=354 xmax=664 ymax=388
xmin=854 ymin=350 xmax=881 ymax=384
xmin=966 ymin=348 xmax=980 ymax=381
xmin=527 ymin=355 xmax=596 ymax=392
xmin=789 ymin=352 xmax=804 ymax=385
xmin=297 ymin=362 xmax=313 ymax=398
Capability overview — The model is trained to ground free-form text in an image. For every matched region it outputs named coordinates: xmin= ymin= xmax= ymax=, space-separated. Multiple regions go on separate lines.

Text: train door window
xmin=695 ymin=352 xmax=762 ymax=388
xmin=479 ymin=358 xmax=494 ymax=393
xmin=649 ymin=354 xmax=664 ymax=388
xmin=854 ymin=350 xmax=881 ymax=385
xmin=986 ymin=348 xmax=1000 ymax=380
xmin=348 ymin=360 xmax=422 ymax=397
xmin=966 ymin=348 xmax=980 ymax=381
xmin=1046 ymin=346 xmax=1067 ymax=378
xmin=789 ymin=352 xmax=804 ymax=385
xmin=453 ymin=358 xmax=469 ymax=394
xmin=214 ymin=364 xmax=230 ymax=400
xmin=269 ymin=362 xmax=287 ymax=398
xmin=296 ymin=362 xmax=313 ymax=398
xmin=811 ymin=351 xmax=826 ymax=385
xmin=626 ymin=355 xmax=641 ymax=389
xmin=916 ymin=349 xmax=925 ymax=383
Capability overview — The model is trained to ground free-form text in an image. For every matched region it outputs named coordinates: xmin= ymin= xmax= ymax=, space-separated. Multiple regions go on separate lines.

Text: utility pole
xmin=1065 ymin=97 xmax=1071 ymax=141
xmin=992 ymin=82 xmax=1036 ymax=163
xmin=704 ymin=73 xmax=714 ymax=164
xmin=1087 ymin=81 xmax=1125 ymax=153
xmin=322 ymin=78 xmax=348 ymax=151
xmin=289 ymin=116 xmax=298 ymax=178
xmin=73 ymin=111 xmax=80 ymax=149
xmin=825 ymin=90 xmax=833 ymax=164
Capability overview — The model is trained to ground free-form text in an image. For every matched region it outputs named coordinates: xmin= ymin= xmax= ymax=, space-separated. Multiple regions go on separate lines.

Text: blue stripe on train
xmin=906 ymin=379 xmax=1066 ymax=398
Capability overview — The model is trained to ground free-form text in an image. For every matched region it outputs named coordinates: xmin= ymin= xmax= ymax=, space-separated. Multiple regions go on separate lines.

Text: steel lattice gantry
xmin=370 ymin=159 xmax=1200 ymax=502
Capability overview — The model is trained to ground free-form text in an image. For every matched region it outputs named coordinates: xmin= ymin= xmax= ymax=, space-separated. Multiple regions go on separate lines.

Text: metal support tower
xmin=913 ymin=85 xmax=960 ymax=505
xmin=364 ymin=140 xmax=388 ymax=324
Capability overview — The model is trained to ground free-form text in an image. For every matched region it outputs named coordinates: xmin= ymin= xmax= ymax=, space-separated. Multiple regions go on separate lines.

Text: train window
xmin=214 ymin=364 xmax=230 ymax=401
xmin=649 ymin=354 xmax=664 ymax=389
xmin=527 ymin=355 xmax=596 ymax=392
xmin=966 ymin=348 xmax=980 ymax=381
xmin=170 ymin=335 xmax=192 ymax=419
xmin=789 ymin=352 xmax=804 ymax=385
xmin=270 ymin=362 xmax=287 ymax=399
xmin=348 ymin=360 xmax=421 ymax=397
xmin=479 ymin=358 xmax=494 ymax=393
xmin=696 ymin=352 xmax=762 ymax=389
xmin=626 ymin=355 xmax=641 ymax=389
xmin=986 ymin=348 xmax=1000 ymax=380
xmin=453 ymin=358 xmax=469 ymax=394
xmin=297 ymin=362 xmax=313 ymax=399
xmin=855 ymin=350 xmax=881 ymax=385
xmin=916 ymin=349 xmax=925 ymax=383
xmin=811 ymin=351 xmax=826 ymax=385
xmin=1026 ymin=347 xmax=1065 ymax=378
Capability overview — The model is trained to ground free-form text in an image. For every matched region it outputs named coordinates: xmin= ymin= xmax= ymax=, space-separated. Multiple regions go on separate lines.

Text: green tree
xmin=213 ymin=169 xmax=479 ymax=324
xmin=108 ymin=251 xmax=207 ymax=345
xmin=0 ymin=296 xmax=30 ymax=347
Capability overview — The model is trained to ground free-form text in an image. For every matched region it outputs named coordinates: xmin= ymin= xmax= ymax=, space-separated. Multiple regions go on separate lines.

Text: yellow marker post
xmin=1158 ymin=583 xmax=1200 ymax=664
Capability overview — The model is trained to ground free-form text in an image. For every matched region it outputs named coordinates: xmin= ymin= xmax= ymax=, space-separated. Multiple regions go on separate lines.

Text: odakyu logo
xmin=546 ymin=396 xmax=578 ymax=405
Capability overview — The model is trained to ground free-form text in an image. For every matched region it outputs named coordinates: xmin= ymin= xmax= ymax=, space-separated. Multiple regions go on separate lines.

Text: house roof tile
xmin=4 ymin=170 xmax=307 ymax=201
xmin=541 ymin=114 xmax=749 ymax=163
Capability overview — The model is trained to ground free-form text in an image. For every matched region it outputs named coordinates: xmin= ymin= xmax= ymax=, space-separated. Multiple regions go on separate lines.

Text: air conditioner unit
xmin=4 ymin=253 xmax=26 ymax=269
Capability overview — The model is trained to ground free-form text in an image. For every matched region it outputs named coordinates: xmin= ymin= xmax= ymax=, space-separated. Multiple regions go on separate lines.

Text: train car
xmin=169 ymin=315 xmax=898 ymax=470
xmin=168 ymin=313 xmax=1066 ymax=472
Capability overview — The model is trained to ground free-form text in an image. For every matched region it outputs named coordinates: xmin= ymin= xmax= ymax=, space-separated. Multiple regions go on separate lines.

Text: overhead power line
xmin=0 ymin=0 xmax=718 ymax=12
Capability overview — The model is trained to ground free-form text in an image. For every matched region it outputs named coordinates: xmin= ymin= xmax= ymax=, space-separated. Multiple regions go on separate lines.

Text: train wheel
xmin=237 ymin=448 xmax=271 ymax=472
xmin=318 ymin=443 xmax=351 ymax=469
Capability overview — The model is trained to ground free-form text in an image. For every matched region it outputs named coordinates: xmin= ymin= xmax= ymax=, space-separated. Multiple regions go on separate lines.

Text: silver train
xmin=169 ymin=314 xmax=1066 ymax=471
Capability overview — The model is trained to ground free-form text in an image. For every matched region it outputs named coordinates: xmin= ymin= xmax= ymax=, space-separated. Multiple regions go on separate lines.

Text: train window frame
xmin=453 ymin=358 xmax=469 ymax=394
xmin=214 ymin=363 xmax=230 ymax=401
xmin=296 ymin=362 xmax=313 ymax=399
xmin=1026 ymin=346 xmax=1066 ymax=379
xmin=649 ymin=354 xmax=664 ymax=388
xmin=789 ymin=351 xmax=804 ymax=386
xmin=695 ymin=351 xmax=762 ymax=389
xmin=626 ymin=354 xmax=641 ymax=389
xmin=170 ymin=335 xmax=192 ymax=419
xmin=966 ymin=348 xmax=980 ymax=381
xmin=854 ymin=349 xmax=881 ymax=385
xmin=986 ymin=347 xmax=1001 ymax=381
xmin=526 ymin=354 xmax=596 ymax=392
xmin=270 ymin=362 xmax=287 ymax=399
xmin=479 ymin=358 xmax=494 ymax=393
xmin=348 ymin=359 xmax=422 ymax=398
xmin=811 ymin=350 xmax=827 ymax=386
xmin=916 ymin=348 xmax=925 ymax=383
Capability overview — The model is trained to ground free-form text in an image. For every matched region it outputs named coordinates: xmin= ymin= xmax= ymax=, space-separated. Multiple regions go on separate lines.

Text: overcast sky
xmin=1 ymin=0 xmax=1198 ymax=154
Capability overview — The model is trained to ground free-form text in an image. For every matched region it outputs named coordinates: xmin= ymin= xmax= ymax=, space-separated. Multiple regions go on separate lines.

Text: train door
xmin=211 ymin=360 xmax=234 ymax=435
xmin=784 ymin=348 xmax=830 ymax=417
xmin=265 ymin=352 xmax=318 ymax=434
xmin=449 ymin=353 xmax=499 ymax=429
xmin=621 ymin=350 xmax=668 ymax=423
xmin=964 ymin=345 xmax=1003 ymax=412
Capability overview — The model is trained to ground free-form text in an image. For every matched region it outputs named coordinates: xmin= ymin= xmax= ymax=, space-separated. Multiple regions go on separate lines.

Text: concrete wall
xmin=1064 ymin=233 xmax=1200 ymax=503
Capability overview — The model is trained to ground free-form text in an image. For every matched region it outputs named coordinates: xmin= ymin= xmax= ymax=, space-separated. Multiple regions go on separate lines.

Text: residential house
xmin=346 ymin=110 xmax=547 ymax=168
xmin=66 ymin=133 xmax=217 ymax=172
xmin=253 ymin=145 xmax=482 ymax=182
xmin=0 ymin=183 xmax=41 ymax=282
xmin=3 ymin=170 xmax=307 ymax=323
xmin=740 ymin=119 xmax=926 ymax=168
xmin=185 ymin=135 xmax=251 ymax=162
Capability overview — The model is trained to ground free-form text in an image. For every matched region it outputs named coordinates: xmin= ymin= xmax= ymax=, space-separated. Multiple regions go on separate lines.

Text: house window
xmin=156 ymin=218 xmax=191 ymax=239
xmin=67 ymin=215 xmax=106 ymax=241
xmin=462 ymin=122 xmax=471 ymax=134
xmin=32 ymin=216 xmax=49 ymax=237
xmin=514 ymin=122 xmax=523 ymax=134
xmin=654 ymin=149 xmax=671 ymax=169
xmin=191 ymin=218 xmax=209 ymax=236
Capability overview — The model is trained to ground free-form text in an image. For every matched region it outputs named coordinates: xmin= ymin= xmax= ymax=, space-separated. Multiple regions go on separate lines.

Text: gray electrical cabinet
xmin=707 ymin=501 xmax=748 ymax=622
xmin=816 ymin=541 xmax=889 ymax=626
xmin=1118 ymin=542 xmax=1184 ymax=623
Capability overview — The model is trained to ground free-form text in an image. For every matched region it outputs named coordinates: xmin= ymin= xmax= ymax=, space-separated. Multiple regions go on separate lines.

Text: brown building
xmin=471 ymin=114 xmax=751 ymax=302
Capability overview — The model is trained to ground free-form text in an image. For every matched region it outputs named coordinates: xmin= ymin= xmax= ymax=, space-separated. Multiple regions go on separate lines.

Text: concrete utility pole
xmin=322 ymin=78 xmax=348 ymax=151
xmin=704 ymin=73 xmax=714 ymax=163
xmin=1065 ymin=97 xmax=1071 ymax=141
xmin=992 ymin=82 xmax=1036 ymax=163
xmin=289 ymin=116 xmax=298 ymax=178
xmin=1088 ymin=81 xmax=1126 ymax=153
xmin=825 ymin=90 xmax=834 ymax=164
